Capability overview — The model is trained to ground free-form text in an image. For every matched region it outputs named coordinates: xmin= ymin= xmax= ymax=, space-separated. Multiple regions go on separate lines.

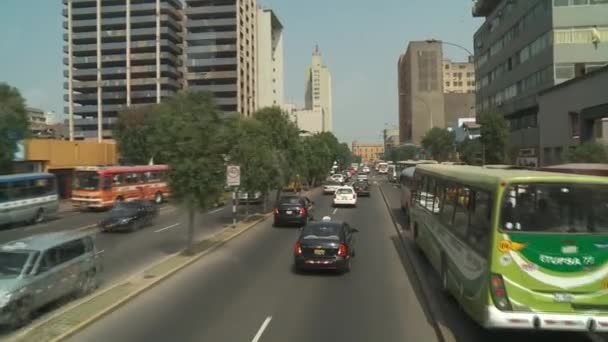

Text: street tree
xmin=299 ymin=134 xmax=333 ymax=187
xmin=114 ymin=104 xmax=158 ymax=165
xmin=0 ymin=83 xmax=29 ymax=174
xmin=458 ymin=138 xmax=483 ymax=165
xmin=385 ymin=145 xmax=417 ymax=163
xmin=150 ymin=90 xmax=232 ymax=254
xmin=421 ymin=127 xmax=455 ymax=162
xmin=229 ymin=118 xmax=279 ymax=213
xmin=479 ymin=112 xmax=509 ymax=164
xmin=564 ymin=142 xmax=608 ymax=163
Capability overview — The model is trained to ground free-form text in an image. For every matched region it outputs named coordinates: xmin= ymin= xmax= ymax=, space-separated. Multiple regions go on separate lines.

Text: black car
xmin=273 ymin=196 xmax=314 ymax=227
xmin=353 ymin=180 xmax=371 ymax=197
xmin=99 ymin=200 xmax=159 ymax=232
xmin=293 ymin=219 xmax=358 ymax=273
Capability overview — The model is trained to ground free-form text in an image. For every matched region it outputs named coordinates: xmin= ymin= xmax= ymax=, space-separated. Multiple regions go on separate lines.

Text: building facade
xmin=351 ymin=142 xmax=384 ymax=163
xmin=398 ymin=41 xmax=445 ymax=145
xmin=292 ymin=109 xmax=325 ymax=134
xmin=305 ymin=46 xmax=333 ymax=132
xmin=538 ymin=66 xmax=608 ymax=166
xmin=443 ymin=58 xmax=475 ymax=93
xmin=63 ymin=0 xmax=184 ymax=141
xmin=185 ymin=0 xmax=257 ymax=117
xmin=256 ymin=8 xmax=283 ymax=108
xmin=473 ymin=0 xmax=608 ymax=161
xmin=383 ymin=126 xmax=400 ymax=151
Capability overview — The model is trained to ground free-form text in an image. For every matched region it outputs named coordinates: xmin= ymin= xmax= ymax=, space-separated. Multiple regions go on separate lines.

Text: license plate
xmin=341 ymin=197 xmax=348 ymax=200
xmin=286 ymin=210 xmax=293 ymax=215
xmin=314 ymin=249 xmax=325 ymax=256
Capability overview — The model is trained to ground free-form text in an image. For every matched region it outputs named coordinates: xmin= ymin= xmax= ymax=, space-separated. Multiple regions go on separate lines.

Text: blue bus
xmin=0 ymin=173 xmax=59 ymax=226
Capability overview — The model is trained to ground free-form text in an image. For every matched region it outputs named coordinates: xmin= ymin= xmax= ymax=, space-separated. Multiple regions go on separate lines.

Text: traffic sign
xmin=226 ymin=165 xmax=241 ymax=187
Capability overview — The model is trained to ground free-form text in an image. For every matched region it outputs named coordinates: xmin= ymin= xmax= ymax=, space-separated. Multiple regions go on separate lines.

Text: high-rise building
xmin=304 ymin=46 xmax=333 ymax=132
xmin=472 ymin=0 xmax=608 ymax=159
xmin=63 ymin=0 xmax=184 ymax=141
xmin=256 ymin=8 xmax=283 ymax=108
xmin=398 ymin=41 xmax=445 ymax=145
xmin=443 ymin=58 xmax=475 ymax=94
xmin=185 ymin=0 xmax=257 ymax=117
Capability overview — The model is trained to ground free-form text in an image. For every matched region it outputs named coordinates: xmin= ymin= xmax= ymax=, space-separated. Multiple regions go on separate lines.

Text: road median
xmin=9 ymin=212 xmax=273 ymax=342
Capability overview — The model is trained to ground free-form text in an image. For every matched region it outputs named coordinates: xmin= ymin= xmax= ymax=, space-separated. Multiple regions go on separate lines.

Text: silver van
xmin=0 ymin=231 xmax=102 ymax=328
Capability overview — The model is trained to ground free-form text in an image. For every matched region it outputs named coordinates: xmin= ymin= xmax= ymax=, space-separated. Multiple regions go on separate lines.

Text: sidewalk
xmin=58 ymin=200 xmax=74 ymax=213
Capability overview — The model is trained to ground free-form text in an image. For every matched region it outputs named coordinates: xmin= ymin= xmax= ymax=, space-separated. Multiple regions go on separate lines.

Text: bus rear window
xmin=501 ymin=183 xmax=608 ymax=233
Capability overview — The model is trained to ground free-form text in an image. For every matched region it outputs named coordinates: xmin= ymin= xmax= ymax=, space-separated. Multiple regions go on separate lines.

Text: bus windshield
xmin=501 ymin=183 xmax=608 ymax=234
xmin=74 ymin=171 xmax=100 ymax=191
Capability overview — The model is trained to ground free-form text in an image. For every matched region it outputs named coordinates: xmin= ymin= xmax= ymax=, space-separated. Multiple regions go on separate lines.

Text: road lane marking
xmin=251 ymin=316 xmax=272 ymax=342
xmin=208 ymin=208 xmax=224 ymax=214
xmin=332 ymin=208 xmax=338 ymax=214
xmin=154 ymin=223 xmax=181 ymax=233
xmin=78 ymin=224 xmax=97 ymax=232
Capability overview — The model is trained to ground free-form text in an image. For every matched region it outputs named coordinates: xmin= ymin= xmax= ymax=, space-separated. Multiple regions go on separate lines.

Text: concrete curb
xmin=378 ymin=184 xmax=448 ymax=342
xmin=11 ymin=213 xmax=272 ymax=342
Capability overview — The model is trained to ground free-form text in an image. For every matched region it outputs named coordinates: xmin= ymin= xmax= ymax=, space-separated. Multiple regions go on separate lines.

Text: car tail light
xmin=490 ymin=273 xmax=512 ymax=311
xmin=299 ymin=207 xmax=306 ymax=217
xmin=274 ymin=207 xmax=279 ymax=215
xmin=294 ymin=242 xmax=302 ymax=256
xmin=337 ymin=243 xmax=348 ymax=257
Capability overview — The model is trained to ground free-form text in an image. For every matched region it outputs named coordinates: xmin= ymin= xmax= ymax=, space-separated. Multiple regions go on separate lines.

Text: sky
xmin=0 ymin=0 xmax=482 ymax=144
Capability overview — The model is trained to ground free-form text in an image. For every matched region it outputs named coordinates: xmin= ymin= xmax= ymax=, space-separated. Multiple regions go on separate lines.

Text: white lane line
xmin=332 ymin=208 xmax=338 ymax=214
xmin=208 ymin=207 xmax=224 ymax=214
xmin=154 ymin=223 xmax=181 ymax=233
xmin=251 ymin=316 xmax=272 ymax=342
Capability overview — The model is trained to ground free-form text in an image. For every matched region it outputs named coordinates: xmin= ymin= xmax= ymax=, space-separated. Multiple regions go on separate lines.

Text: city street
xmin=66 ymin=182 xmax=439 ymax=342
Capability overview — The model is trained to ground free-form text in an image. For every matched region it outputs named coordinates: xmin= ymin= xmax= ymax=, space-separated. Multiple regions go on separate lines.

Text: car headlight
xmin=0 ymin=292 xmax=13 ymax=308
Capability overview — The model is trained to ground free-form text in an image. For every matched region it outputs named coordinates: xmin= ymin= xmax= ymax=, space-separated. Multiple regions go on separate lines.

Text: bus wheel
xmin=32 ymin=209 xmax=45 ymax=224
xmin=154 ymin=192 xmax=164 ymax=204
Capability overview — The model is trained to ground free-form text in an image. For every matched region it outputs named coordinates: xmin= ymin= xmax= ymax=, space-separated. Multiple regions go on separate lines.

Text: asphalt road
xmin=0 ymin=198 xmax=268 ymax=337
xmin=66 ymin=182 xmax=440 ymax=342
xmin=380 ymin=180 xmax=608 ymax=342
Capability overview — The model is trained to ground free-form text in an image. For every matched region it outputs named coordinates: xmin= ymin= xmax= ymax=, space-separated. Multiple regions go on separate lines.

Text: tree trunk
xmin=186 ymin=207 xmax=195 ymax=255
xmin=245 ymin=197 xmax=249 ymax=216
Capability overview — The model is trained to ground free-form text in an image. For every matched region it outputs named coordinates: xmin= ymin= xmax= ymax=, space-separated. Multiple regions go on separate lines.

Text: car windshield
xmin=74 ymin=171 xmax=100 ymax=191
xmin=501 ymin=183 xmax=608 ymax=233
xmin=336 ymin=188 xmax=353 ymax=195
xmin=302 ymin=224 xmax=341 ymax=240
xmin=0 ymin=251 xmax=30 ymax=277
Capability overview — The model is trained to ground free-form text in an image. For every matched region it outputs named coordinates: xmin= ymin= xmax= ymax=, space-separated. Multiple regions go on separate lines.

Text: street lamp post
xmin=425 ymin=39 xmax=474 ymax=57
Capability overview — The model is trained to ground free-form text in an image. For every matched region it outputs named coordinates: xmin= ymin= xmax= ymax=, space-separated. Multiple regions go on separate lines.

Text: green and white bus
xmin=409 ymin=164 xmax=608 ymax=332
xmin=0 ymin=173 xmax=59 ymax=226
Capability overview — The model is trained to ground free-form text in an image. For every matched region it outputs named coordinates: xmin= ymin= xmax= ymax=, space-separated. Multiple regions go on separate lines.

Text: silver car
xmin=0 ymin=231 xmax=102 ymax=328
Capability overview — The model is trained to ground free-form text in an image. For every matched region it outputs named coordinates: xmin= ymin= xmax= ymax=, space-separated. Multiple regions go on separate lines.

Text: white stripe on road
xmin=154 ymin=223 xmax=180 ymax=233
xmin=208 ymin=207 xmax=224 ymax=214
xmin=332 ymin=208 xmax=338 ymax=214
xmin=251 ymin=316 xmax=272 ymax=342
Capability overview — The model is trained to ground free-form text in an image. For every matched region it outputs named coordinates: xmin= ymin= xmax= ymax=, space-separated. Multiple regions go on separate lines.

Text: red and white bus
xmin=71 ymin=165 xmax=170 ymax=209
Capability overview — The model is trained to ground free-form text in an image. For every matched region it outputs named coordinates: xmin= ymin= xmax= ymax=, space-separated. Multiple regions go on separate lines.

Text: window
xmin=452 ymin=186 xmax=470 ymax=238
xmin=467 ymin=191 xmax=492 ymax=256
xmin=38 ymin=248 xmax=60 ymax=273
xmin=445 ymin=64 xmax=450 ymax=70
xmin=445 ymin=81 xmax=451 ymax=87
xmin=569 ymin=111 xmax=580 ymax=138
xmin=125 ymin=173 xmax=139 ymax=184
xmin=59 ymin=239 xmax=86 ymax=263
xmin=440 ymin=183 xmax=457 ymax=224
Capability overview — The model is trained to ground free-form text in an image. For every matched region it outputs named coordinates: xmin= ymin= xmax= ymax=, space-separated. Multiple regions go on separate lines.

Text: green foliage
xmin=114 ymin=105 xmax=158 ymax=165
xmin=385 ymin=145 xmax=417 ymax=163
xmin=479 ymin=113 xmax=508 ymax=164
xmin=421 ymin=127 xmax=455 ymax=162
xmin=0 ymin=83 xmax=29 ymax=174
xmin=564 ymin=142 xmax=608 ymax=163
xmin=150 ymin=90 xmax=231 ymax=211
xmin=458 ymin=138 xmax=483 ymax=165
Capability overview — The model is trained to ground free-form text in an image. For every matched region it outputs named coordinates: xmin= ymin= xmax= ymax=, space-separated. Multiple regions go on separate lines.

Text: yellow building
xmin=352 ymin=141 xmax=384 ymax=163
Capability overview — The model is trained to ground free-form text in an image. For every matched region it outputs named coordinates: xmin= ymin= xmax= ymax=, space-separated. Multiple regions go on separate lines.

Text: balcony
xmin=65 ymin=27 xmax=182 ymax=44
xmin=187 ymin=70 xmax=237 ymax=80
xmin=187 ymin=57 xmax=237 ymax=68
xmin=65 ymin=65 xmax=180 ymax=79
xmin=63 ymin=2 xmax=182 ymax=19
xmin=186 ymin=18 xmax=236 ymax=29
xmin=67 ymin=90 xmax=174 ymax=102
xmin=187 ymin=31 xmax=236 ymax=41
xmin=186 ymin=5 xmax=236 ymax=17
xmin=187 ymin=44 xmax=236 ymax=54
xmin=214 ymin=97 xmax=238 ymax=106
xmin=186 ymin=84 xmax=237 ymax=92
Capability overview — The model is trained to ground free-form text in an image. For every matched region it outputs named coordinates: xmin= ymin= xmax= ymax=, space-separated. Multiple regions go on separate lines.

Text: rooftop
xmin=472 ymin=0 xmax=501 ymax=17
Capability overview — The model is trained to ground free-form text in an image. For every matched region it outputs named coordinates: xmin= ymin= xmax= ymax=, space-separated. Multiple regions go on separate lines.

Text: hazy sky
xmin=0 ymin=0 xmax=481 ymax=143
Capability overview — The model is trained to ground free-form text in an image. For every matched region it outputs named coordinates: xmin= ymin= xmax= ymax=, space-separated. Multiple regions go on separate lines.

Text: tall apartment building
xmin=256 ymin=8 xmax=283 ymax=108
xmin=398 ymin=41 xmax=445 ymax=145
xmin=443 ymin=58 xmax=475 ymax=94
xmin=473 ymin=0 xmax=608 ymax=160
xmin=185 ymin=0 xmax=257 ymax=116
xmin=304 ymin=46 xmax=333 ymax=132
xmin=63 ymin=0 xmax=184 ymax=141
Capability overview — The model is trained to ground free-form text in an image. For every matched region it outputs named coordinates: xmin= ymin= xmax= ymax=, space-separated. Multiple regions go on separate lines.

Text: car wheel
xmin=154 ymin=192 xmax=164 ymax=204
xmin=75 ymin=271 xmax=96 ymax=298
xmin=130 ymin=220 xmax=140 ymax=232
xmin=9 ymin=298 xmax=32 ymax=329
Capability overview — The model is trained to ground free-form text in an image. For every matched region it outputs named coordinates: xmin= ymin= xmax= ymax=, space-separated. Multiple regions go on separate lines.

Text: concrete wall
xmin=293 ymin=109 xmax=324 ymax=134
xmin=538 ymin=68 xmax=608 ymax=166
xmin=444 ymin=93 xmax=476 ymax=128
xmin=256 ymin=9 xmax=284 ymax=108
xmin=26 ymin=139 xmax=118 ymax=170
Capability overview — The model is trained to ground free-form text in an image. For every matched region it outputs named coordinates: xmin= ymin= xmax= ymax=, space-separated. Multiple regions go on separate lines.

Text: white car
xmin=333 ymin=186 xmax=357 ymax=207
xmin=362 ymin=166 xmax=370 ymax=174
xmin=356 ymin=174 xmax=368 ymax=181
xmin=323 ymin=181 xmax=342 ymax=194
xmin=330 ymin=174 xmax=345 ymax=183
xmin=237 ymin=191 xmax=263 ymax=204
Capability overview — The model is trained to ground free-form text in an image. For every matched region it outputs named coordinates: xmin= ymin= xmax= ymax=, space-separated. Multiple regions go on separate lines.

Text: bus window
xmin=113 ymin=174 xmax=124 ymax=186
xmin=0 ymin=183 xmax=8 ymax=203
xmin=467 ymin=191 xmax=492 ymax=257
xmin=433 ymin=182 xmax=446 ymax=216
xmin=440 ymin=183 xmax=457 ymax=225
xmin=102 ymin=177 xmax=112 ymax=190
xmin=424 ymin=177 xmax=436 ymax=211
xmin=74 ymin=171 xmax=100 ymax=191
xmin=125 ymin=173 xmax=139 ymax=184
xmin=452 ymin=186 xmax=470 ymax=238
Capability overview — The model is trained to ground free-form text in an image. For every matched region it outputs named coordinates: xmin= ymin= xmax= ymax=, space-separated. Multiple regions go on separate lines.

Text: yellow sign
xmin=498 ymin=240 xmax=528 ymax=253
